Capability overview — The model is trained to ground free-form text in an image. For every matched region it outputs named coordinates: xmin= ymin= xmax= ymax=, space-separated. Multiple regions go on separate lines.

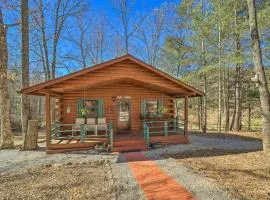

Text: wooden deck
xmin=46 ymin=133 xmax=188 ymax=153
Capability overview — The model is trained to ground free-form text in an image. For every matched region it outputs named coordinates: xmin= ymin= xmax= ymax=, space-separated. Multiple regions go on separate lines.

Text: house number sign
xmin=116 ymin=96 xmax=131 ymax=99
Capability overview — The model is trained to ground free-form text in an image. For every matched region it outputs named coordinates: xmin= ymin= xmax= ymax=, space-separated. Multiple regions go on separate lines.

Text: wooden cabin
xmin=20 ymin=54 xmax=204 ymax=153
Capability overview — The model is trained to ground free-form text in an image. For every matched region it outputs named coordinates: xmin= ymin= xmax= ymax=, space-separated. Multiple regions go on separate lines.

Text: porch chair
xmin=85 ymin=118 xmax=97 ymax=135
xmin=97 ymin=117 xmax=108 ymax=135
xmin=72 ymin=118 xmax=85 ymax=137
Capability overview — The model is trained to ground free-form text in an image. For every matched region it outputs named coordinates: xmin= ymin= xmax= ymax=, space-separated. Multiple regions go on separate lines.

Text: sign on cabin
xmin=116 ymin=96 xmax=132 ymax=100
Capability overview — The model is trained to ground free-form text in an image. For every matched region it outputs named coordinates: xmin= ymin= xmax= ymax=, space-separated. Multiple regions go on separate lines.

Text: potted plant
xmin=80 ymin=108 xmax=89 ymax=123
xmin=157 ymin=106 xmax=168 ymax=119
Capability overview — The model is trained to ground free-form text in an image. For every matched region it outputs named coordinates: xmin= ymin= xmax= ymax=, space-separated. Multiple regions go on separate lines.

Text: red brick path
xmin=123 ymin=152 xmax=196 ymax=200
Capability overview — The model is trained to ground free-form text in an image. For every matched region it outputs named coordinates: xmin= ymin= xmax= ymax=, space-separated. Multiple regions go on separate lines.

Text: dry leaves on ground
xmin=0 ymin=160 xmax=115 ymax=200
xmin=171 ymin=150 xmax=270 ymax=200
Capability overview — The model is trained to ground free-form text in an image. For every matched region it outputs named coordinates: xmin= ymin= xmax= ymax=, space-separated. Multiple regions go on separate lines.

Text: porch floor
xmin=47 ymin=133 xmax=188 ymax=153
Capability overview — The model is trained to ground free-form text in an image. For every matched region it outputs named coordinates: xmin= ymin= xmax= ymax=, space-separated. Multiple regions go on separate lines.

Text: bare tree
xmin=33 ymin=0 xmax=50 ymax=80
xmin=0 ymin=7 xmax=14 ymax=148
xmin=64 ymin=9 xmax=107 ymax=67
xmin=247 ymin=0 xmax=270 ymax=151
xmin=111 ymin=0 xmax=144 ymax=54
xmin=32 ymin=0 xmax=86 ymax=79
xmin=21 ymin=0 xmax=30 ymax=136
xmin=138 ymin=5 xmax=167 ymax=66
xmin=64 ymin=11 xmax=91 ymax=68
xmin=87 ymin=15 xmax=107 ymax=65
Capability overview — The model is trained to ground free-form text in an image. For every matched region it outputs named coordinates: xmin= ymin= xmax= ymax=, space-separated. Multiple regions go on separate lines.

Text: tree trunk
xmin=225 ymin=71 xmax=230 ymax=132
xmin=21 ymin=0 xmax=30 ymax=136
xmin=230 ymin=99 xmax=236 ymax=131
xmin=202 ymin=70 xmax=207 ymax=133
xmin=233 ymin=5 xmax=241 ymax=131
xmin=38 ymin=0 xmax=51 ymax=80
xmin=217 ymin=6 xmax=222 ymax=133
xmin=247 ymin=0 xmax=270 ymax=151
xmin=233 ymin=65 xmax=241 ymax=131
xmin=201 ymin=0 xmax=207 ymax=133
xmin=22 ymin=120 xmax=38 ymax=150
xmin=248 ymin=102 xmax=251 ymax=131
xmin=197 ymin=97 xmax=201 ymax=130
xmin=0 ymin=8 xmax=14 ymax=149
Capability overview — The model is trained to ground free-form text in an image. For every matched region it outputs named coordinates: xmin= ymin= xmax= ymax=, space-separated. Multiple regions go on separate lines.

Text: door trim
xmin=116 ymin=99 xmax=131 ymax=134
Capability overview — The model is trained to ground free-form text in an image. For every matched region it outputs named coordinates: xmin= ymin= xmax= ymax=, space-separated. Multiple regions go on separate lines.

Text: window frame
xmin=77 ymin=98 xmax=103 ymax=118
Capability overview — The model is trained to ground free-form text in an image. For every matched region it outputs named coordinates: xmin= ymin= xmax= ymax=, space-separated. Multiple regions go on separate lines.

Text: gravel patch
xmin=143 ymin=134 xmax=263 ymax=200
xmin=111 ymin=153 xmax=145 ymax=200
xmin=154 ymin=157 xmax=235 ymax=200
xmin=0 ymin=134 xmax=263 ymax=200
xmin=146 ymin=135 xmax=262 ymax=156
xmin=0 ymin=149 xmax=116 ymax=173
xmin=0 ymin=160 xmax=114 ymax=200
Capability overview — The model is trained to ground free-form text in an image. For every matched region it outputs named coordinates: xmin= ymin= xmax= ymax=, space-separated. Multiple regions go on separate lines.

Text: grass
xmin=170 ymin=150 xmax=270 ymax=200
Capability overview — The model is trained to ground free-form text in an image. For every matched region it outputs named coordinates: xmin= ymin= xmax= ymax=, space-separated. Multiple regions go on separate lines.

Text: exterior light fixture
xmin=67 ymin=106 xmax=71 ymax=113
xmin=112 ymin=96 xmax=116 ymax=102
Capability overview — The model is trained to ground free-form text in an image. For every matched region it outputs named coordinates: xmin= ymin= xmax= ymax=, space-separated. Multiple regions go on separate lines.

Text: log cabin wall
xmin=49 ymin=59 xmax=183 ymax=135
xmin=60 ymin=83 xmax=175 ymax=134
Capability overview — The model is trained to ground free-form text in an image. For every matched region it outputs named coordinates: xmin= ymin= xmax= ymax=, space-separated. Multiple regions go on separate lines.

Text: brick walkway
xmin=123 ymin=152 xmax=196 ymax=200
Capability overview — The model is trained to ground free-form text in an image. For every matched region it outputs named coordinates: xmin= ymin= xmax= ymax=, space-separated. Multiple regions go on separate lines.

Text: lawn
xmin=0 ymin=160 xmax=115 ymax=200
xmin=170 ymin=150 xmax=270 ymax=200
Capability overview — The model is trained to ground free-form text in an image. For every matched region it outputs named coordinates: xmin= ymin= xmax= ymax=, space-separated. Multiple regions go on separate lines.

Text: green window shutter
xmin=157 ymin=99 xmax=163 ymax=116
xmin=97 ymin=99 xmax=104 ymax=118
xmin=77 ymin=99 xmax=84 ymax=118
xmin=141 ymin=100 xmax=147 ymax=117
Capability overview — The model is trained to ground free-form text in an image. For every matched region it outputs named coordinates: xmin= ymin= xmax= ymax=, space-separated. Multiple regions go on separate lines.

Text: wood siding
xmin=47 ymin=60 xmax=188 ymax=96
xmin=59 ymin=83 xmax=175 ymax=134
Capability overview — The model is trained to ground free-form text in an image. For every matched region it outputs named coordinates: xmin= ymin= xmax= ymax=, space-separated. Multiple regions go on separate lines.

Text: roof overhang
xmin=19 ymin=54 xmax=204 ymax=97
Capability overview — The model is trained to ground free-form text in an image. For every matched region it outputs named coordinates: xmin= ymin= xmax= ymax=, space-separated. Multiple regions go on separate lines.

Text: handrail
xmin=144 ymin=118 xmax=184 ymax=138
xmin=50 ymin=123 xmax=113 ymax=143
xmin=143 ymin=122 xmax=150 ymax=148
xmin=108 ymin=121 xmax=113 ymax=150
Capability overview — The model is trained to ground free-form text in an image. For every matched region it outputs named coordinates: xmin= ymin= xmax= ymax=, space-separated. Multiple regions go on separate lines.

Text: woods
xmin=0 ymin=0 xmax=269 ymax=151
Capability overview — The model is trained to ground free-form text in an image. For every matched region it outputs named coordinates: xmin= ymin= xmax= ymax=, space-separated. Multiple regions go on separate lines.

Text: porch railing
xmin=50 ymin=121 xmax=114 ymax=149
xmin=143 ymin=118 xmax=184 ymax=147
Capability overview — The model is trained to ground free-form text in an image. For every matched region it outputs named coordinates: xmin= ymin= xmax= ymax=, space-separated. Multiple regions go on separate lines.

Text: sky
xmin=1 ymin=0 xmax=181 ymax=78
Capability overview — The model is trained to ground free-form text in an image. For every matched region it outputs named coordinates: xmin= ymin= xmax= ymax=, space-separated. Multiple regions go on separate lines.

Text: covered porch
xmin=44 ymin=92 xmax=190 ymax=153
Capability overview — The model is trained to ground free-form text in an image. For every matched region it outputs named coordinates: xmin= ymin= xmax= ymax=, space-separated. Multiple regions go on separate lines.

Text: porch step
xmin=112 ymin=137 xmax=147 ymax=152
xmin=112 ymin=145 xmax=147 ymax=152
xmin=114 ymin=139 xmax=145 ymax=147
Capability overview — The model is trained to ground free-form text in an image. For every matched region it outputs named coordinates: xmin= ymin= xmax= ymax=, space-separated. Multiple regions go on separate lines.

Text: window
xmin=84 ymin=100 xmax=98 ymax=117
xmin=77 ymin=99 xmax=104 ymax=118
xmin=146 ymin=100 xmax=159 ymax=116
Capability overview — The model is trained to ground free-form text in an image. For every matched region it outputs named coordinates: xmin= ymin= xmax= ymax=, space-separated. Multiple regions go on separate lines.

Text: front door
xmin=116 ymin=100 xmax=131 ymax=133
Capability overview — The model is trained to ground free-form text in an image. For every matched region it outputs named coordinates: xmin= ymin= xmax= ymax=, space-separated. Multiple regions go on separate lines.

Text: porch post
xmin=184 ymin=96 xmax=188 ymax=135
xmin=45 ymin=93 xmax=51 ymax=148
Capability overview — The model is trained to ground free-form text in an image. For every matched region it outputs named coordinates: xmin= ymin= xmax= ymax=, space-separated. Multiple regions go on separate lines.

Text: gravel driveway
xmin=0 ymin=134 xmax=262 ymax=200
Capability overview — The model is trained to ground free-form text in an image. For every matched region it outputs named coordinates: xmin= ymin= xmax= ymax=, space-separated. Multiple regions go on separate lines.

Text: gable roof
xmin=20 ymin=54 xmax=204 ymax=97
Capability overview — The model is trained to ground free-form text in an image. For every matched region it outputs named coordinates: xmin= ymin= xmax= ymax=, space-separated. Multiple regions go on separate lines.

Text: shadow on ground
xmin=189 ymin=130 xmax=262 ymax=141
xmin=168 ymin=148 xmax=262 ymax=159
